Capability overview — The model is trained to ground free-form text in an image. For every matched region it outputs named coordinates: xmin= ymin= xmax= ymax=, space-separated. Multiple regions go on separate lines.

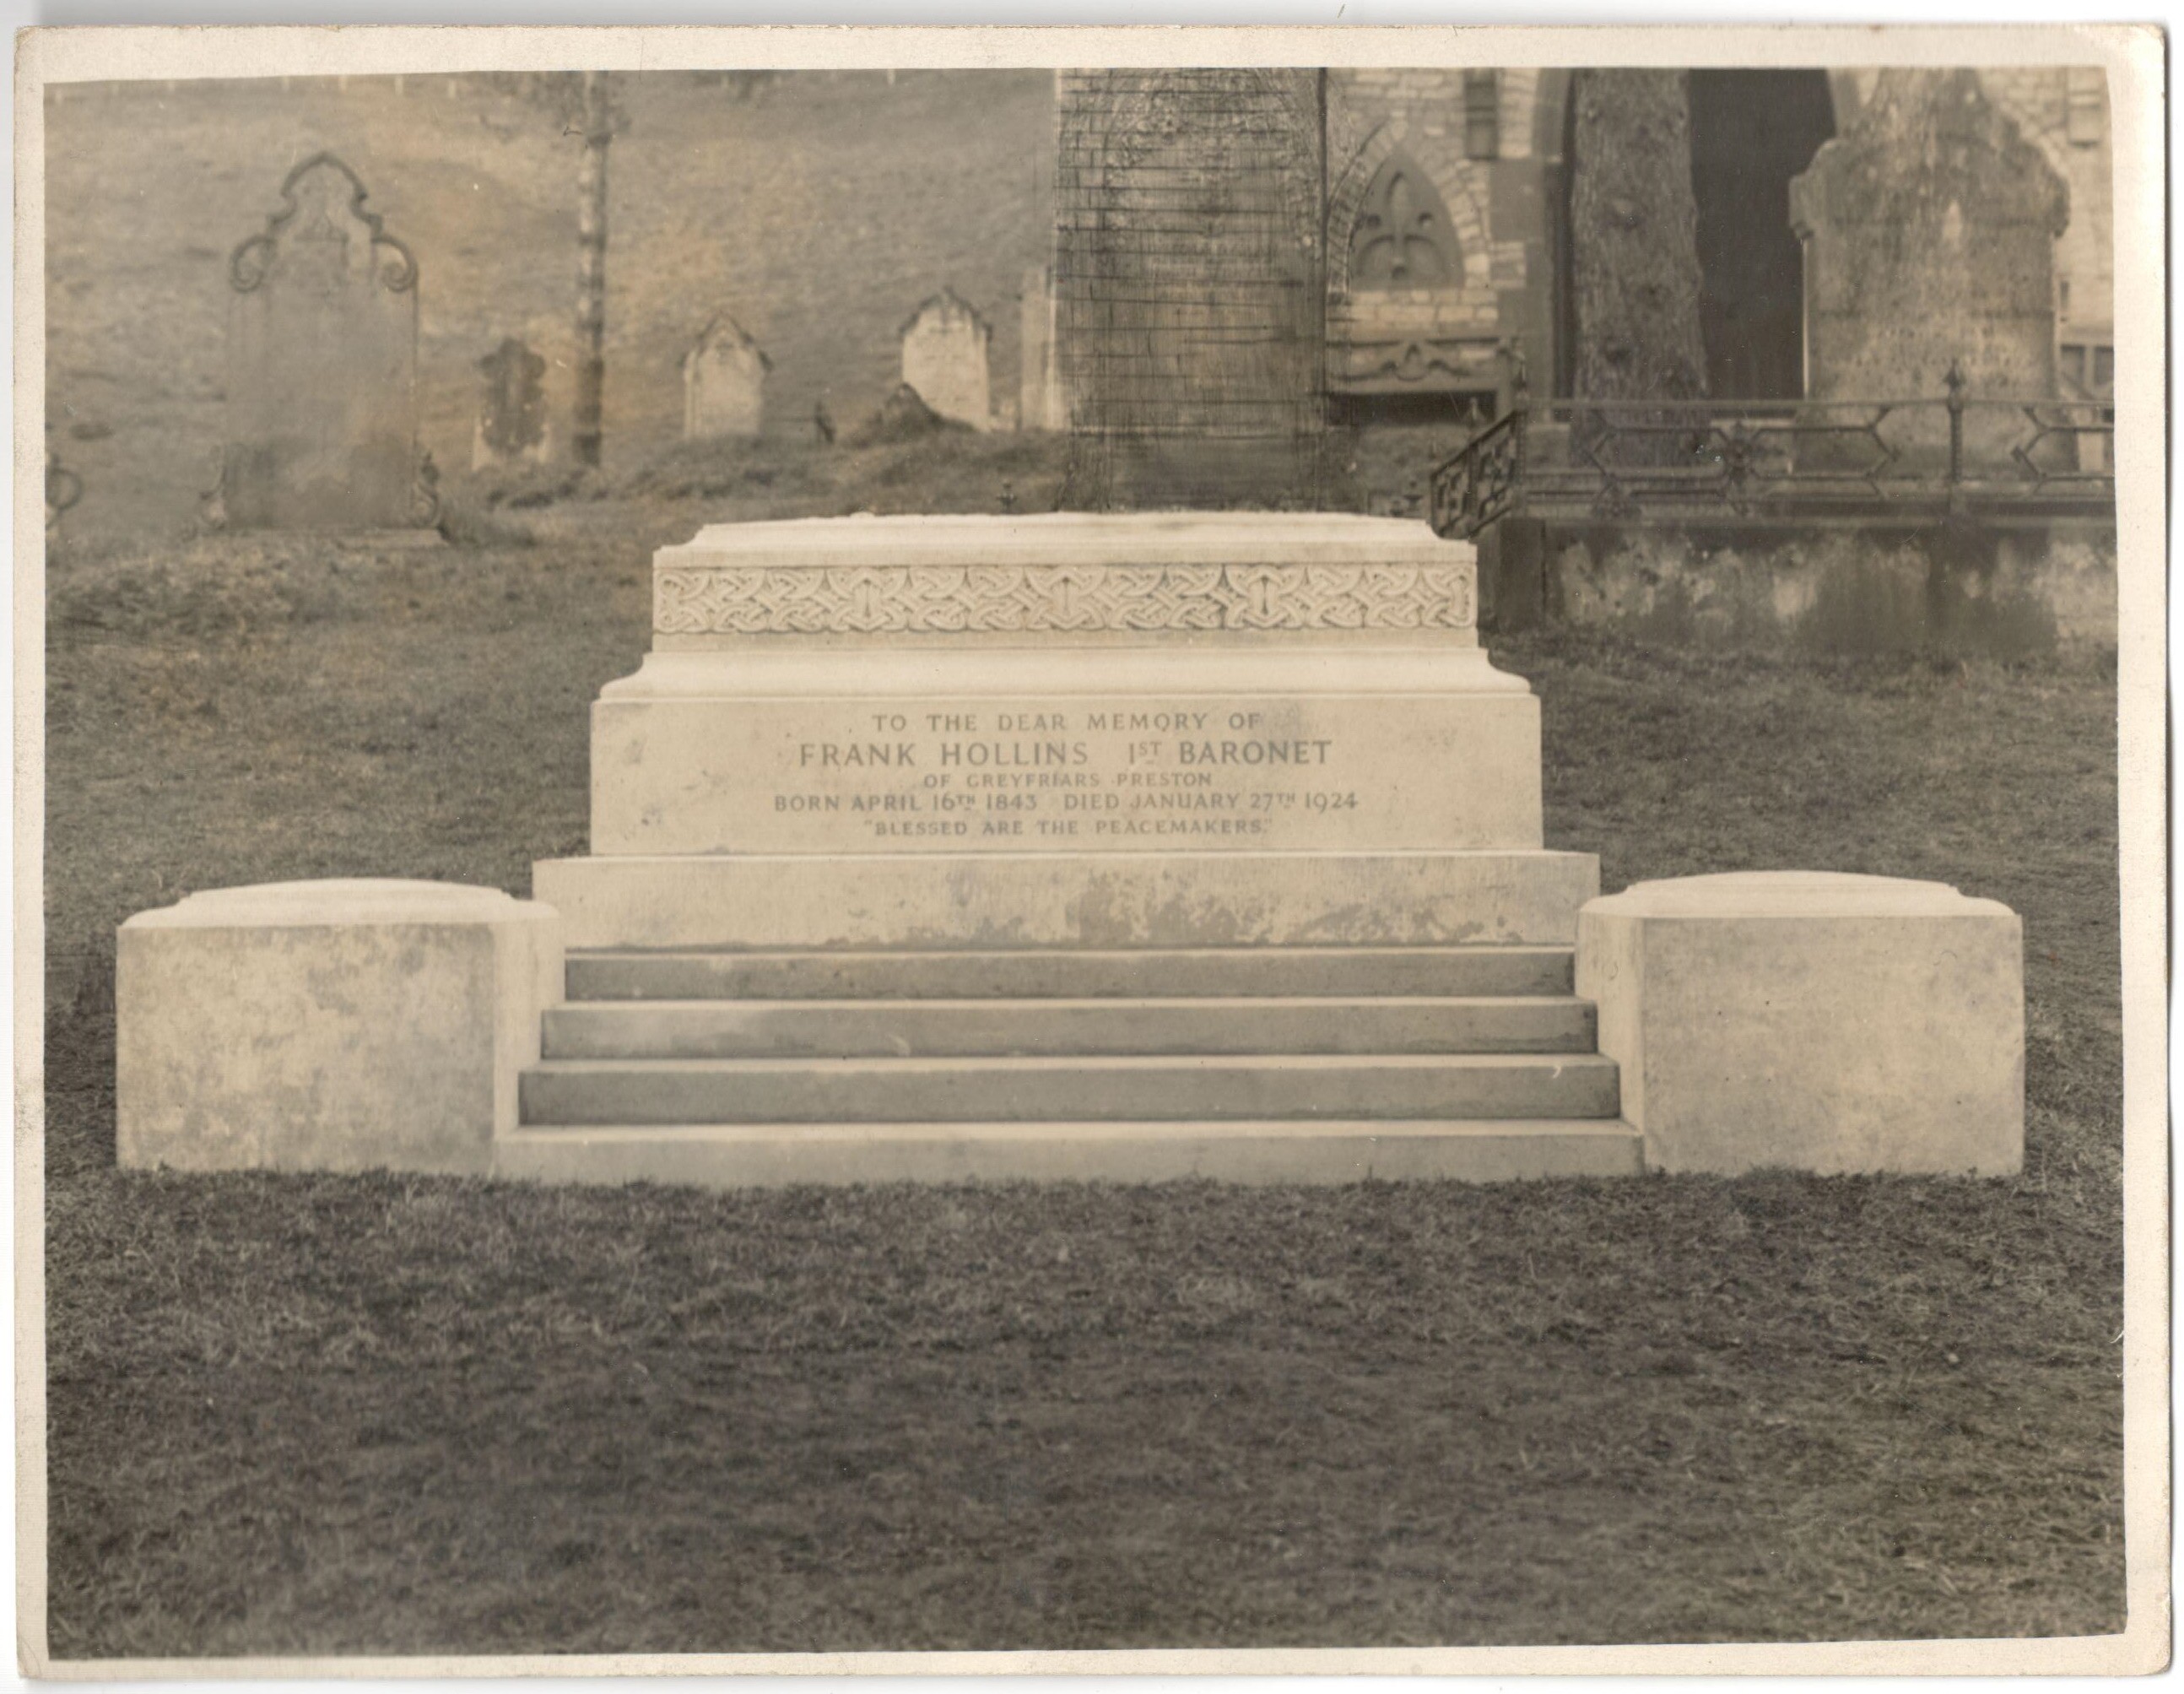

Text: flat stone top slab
xmin=660 ymin=512 xmax=1467 ymax=571
xmin=1587 ymin=871 xmax=2014 ymax=920
xmin=124 ymin=879 xmax=535 ymax=930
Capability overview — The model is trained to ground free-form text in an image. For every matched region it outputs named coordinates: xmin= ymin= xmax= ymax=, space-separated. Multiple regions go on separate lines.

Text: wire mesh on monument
xmin=1053 ymin=69 xmax=1329 ymax=510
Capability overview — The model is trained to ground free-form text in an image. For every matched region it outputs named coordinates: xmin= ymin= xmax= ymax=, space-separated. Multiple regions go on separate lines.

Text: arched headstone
xmin=1792 ymin=70 xmax=2069 ymax=434
xmin=900 ymin=289 xmax=992 ymax=430
xmin=219 ymin=154 xmax=427 ymax=530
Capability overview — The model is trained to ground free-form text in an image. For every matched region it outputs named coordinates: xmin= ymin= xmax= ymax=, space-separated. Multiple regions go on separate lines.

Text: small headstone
xmin=1791 ymin=69 xmax=2068 ymax=462
xmin=900 ymin=289 xmax=992 ymax=431
xmin=471 ymin=337 xmax=552 ymax=471
xmin=682 ymin=315 xmax=769 ymax=440
xmin=46 ymin=450 xmax=82 ymax=543
xmin=220 ymin=153 xmax=425 ymax=530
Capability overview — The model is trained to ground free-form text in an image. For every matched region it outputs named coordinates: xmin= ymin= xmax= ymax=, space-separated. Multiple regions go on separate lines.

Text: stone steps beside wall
xmin=563 ymin=944 xmax=1577 ymax=1002
xmin=494 ymin=1118 xmax=1646 ymax=1188
xmin=511 ymin=939 xmax=1630 ymax=1183
xmin=520 ymin=1051 xmax=1622 ymax=1127
xmin=539 ymin=995 xmax=1598 ymax=1059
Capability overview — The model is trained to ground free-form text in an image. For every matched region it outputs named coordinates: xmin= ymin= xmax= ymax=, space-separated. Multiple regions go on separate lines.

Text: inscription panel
xmin=595 ymin=693 xmax=1540 ymax=855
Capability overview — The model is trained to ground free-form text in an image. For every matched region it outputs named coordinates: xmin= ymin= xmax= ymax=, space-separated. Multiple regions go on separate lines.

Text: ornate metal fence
xmin=1430 ymin=363 xmax=2116 ymax=539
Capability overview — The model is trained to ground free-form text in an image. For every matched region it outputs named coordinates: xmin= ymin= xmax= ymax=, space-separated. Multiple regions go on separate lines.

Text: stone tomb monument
xmin=900 ymin=290 xmax=992 ymax=430
xmin=682 ymin=315 xmax=770 ymax=440
xmin=471 ymin=337 xmax=552 ymax=471
xmin=114 ymin=512 xmax=2023 ymax=1187
xmin=219 ymin=154 xmax=429 ymax=531
xmin=522 ymin=512 xmax=1624 ymax=1184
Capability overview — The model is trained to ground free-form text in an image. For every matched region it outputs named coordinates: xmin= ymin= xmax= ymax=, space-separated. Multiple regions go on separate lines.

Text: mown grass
xmin=41 ymin=476 xmax=2122 ymax=1656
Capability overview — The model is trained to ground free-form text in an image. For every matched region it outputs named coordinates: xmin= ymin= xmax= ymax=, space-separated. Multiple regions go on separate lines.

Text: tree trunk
xmin=573 ymin=71 xmax=611 ymax=468
xmin=1568 ymin=69 xmax=1709 ymax=448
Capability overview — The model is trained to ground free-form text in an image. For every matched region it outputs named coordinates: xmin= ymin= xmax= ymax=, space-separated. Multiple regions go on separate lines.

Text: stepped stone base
xmin=105 ymin=517 xmax=2029 ymax=1190
xmin=506 ymin=939 xmax=1630 ymax=1188
xmin=532 ymin=850 xmax=1600 ymax=951
xmin=522 ymin=514 xmax=1618 ymax=1185
xmin=114 ymin=517 xmax=1656 ymax=1190
xmin=495 ymin=1118 xmax=1645 ymax=1188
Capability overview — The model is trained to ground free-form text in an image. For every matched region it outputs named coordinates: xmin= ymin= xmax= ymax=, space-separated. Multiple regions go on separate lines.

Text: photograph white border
xmin=12 ymin=21 xmax=2168 ymax=1680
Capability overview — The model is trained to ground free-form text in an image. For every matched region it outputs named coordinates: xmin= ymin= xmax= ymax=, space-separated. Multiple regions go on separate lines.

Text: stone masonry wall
xmin=1323 ymin=69 xmax=1554 ymax=398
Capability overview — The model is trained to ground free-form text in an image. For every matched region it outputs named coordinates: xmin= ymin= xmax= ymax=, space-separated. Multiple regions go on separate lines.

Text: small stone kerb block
xmin=117 ymin=880 xmax=563 ymax=1177
xmin=1576 ymin=872 xmax=2023 ymax=1176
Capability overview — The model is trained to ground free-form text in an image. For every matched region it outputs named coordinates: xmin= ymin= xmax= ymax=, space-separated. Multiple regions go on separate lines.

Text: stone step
xmin=495 ymin=1118 xmax=1646 ymax=1188
xmin=563 ymin=945 xmax=1576 ymax=1003
xmin=519 ymin=1053 xmax=1621 ymax=1127
xmin=540 ymin=995 xmax=1597 ymax=1059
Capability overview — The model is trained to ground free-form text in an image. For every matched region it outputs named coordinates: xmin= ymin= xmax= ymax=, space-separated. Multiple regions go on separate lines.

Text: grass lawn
xmin=40 ymin=443 xmax=2124 ymax=1656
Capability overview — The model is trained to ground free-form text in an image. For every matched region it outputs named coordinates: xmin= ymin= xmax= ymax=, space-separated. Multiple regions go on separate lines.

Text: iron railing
xmin=1430 ymin=361 xmax=2116 ymax=539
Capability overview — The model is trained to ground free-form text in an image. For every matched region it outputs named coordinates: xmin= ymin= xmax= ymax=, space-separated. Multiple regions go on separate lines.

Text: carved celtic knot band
xmin=653 ymin=561 xmax=1476 ymax=636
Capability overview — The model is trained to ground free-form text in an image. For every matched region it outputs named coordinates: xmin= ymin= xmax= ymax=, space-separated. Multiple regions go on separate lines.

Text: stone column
xmin=1018 ymin=266 xmax=1065 ymax=431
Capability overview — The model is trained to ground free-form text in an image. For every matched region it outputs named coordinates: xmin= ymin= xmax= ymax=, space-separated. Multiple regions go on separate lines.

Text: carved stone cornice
xmin=654 ymin=560 xmax=1475 ymax=636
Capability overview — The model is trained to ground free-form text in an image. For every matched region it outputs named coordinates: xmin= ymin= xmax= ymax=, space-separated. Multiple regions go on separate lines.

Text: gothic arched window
xmin=1348 ymin=152 xmax=1458 ymax=289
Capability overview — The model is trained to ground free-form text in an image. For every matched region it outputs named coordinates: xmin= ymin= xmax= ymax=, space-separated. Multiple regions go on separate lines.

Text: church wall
xmin=1324 ymin=68 xmax=1554 ymax=401
xmin=1039 ymin=63 xmax=2112 ymax=493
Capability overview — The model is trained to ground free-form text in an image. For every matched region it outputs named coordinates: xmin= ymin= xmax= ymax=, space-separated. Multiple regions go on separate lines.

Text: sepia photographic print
xmin=14 ymin=24 xmax=2167 ymax=1677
